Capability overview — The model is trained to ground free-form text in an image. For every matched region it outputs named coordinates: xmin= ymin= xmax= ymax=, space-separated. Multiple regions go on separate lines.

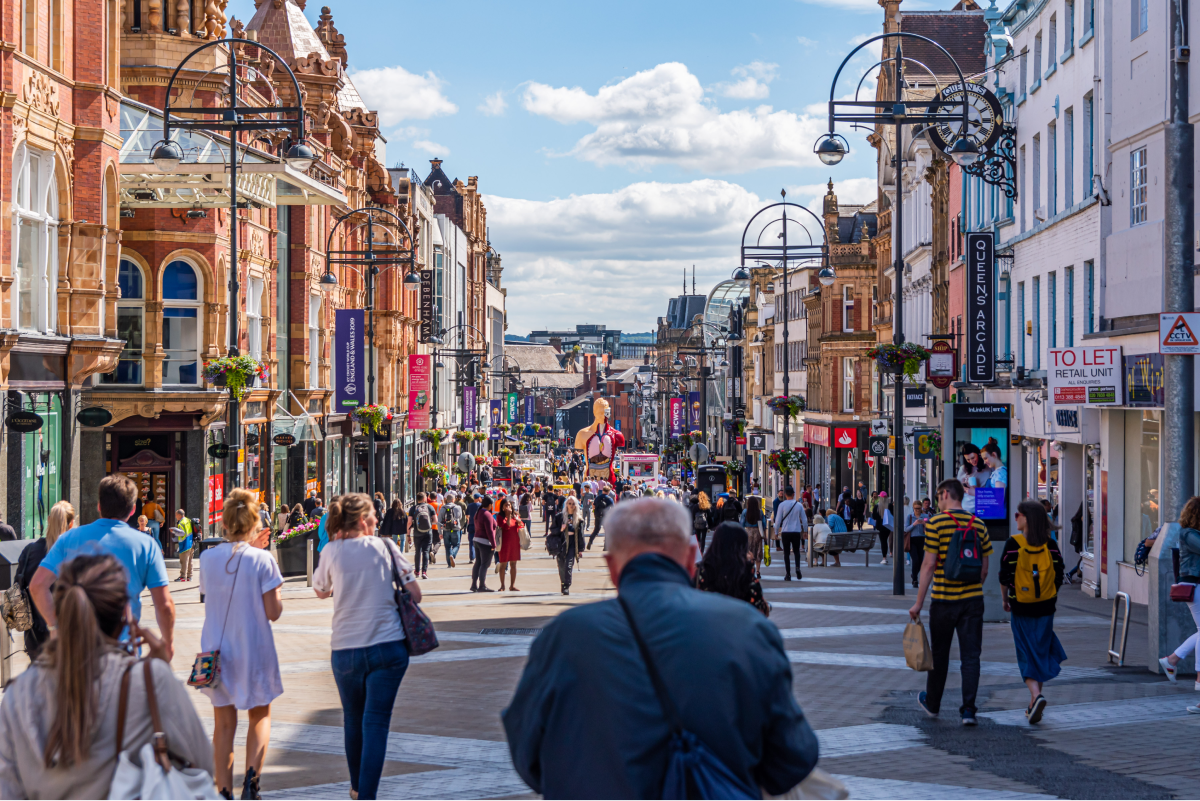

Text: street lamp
xmin=319 ymin=206 xmax=415 ymax=499
xmin=820 ymin=31 xmax=980 ymax=596
xmin=153 ymin=37 xmax=309 ymax=498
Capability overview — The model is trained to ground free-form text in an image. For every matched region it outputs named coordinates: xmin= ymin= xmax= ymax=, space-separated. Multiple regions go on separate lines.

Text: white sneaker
xmin=1194 ymin=680 xmax=1200 ymax=692
xmin=879 ymin=558 xmax=888 ymax=565
xmin=1160 ymin=656 xmax=1178 ymax=682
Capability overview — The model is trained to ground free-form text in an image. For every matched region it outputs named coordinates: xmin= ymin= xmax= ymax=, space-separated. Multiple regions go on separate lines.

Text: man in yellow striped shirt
xmin=908 ymin=478 xmax=992 ymax=725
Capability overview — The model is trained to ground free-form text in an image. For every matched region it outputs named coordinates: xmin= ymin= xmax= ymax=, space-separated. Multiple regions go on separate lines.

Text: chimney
xmin=429 ymin=158 xmax=443 ymax=171
xmin=549 ymin=337 xmax=562 ymax=352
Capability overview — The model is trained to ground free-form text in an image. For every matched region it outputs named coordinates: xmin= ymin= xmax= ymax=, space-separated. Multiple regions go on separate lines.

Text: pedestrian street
xmin=0 ymin=535 xmax=1172 ymax=800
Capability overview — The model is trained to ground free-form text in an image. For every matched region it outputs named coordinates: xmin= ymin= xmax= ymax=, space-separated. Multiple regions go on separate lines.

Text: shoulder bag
xmin=389 ymin=543 xmax=439 ymax=656
xmin=1171 ymin=544 xmax=1196 ymax=602
xmin=110 ymin=659 xmax=219 ymax=800
xmin=187 ymin=546 xmax=243 ymax=689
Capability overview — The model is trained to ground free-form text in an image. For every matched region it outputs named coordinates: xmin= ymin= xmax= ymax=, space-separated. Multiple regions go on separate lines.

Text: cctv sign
xmin=1048 ymin=347 xmax=1123 ymax=406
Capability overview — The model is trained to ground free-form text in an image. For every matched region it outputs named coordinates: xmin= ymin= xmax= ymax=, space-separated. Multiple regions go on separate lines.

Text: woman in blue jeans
xmin=313 ymin=493 xmax=422 ymax=799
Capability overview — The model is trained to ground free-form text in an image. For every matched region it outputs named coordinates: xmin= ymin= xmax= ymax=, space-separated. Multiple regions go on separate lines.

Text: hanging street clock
xmin=926 ymin=82 xmax=1017 ymax=198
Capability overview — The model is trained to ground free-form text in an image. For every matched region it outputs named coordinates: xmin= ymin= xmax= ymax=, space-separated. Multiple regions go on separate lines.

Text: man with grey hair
xmin=503 ymin=498 xmax=819 ymax=798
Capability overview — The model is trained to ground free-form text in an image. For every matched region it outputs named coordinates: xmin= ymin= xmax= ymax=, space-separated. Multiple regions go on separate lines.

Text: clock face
xmin=926 ymin=83 xmax=1004 ymax=154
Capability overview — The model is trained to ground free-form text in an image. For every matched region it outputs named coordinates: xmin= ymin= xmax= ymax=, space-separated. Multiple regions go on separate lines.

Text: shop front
xmin=804 ymin=423 xmax=831 ymax=505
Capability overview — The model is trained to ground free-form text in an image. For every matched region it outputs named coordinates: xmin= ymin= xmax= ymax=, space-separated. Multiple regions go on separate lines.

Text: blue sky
xmin=230 ymin=0 xmax=901 ymax=333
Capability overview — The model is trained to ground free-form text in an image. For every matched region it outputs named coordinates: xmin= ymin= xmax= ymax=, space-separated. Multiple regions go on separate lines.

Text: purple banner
xmin=335 ymin=308 xmax=364 ymax=410
xmin=463 ymin=385 xmax=477 ymax=431
xmin=688 ymin=391 xmax=701 ymax=431
xmin=489 ymin=399 xmax=503 ymax=440
xmin=524 ymin=395 xmax=534 ymax=424
xmin=669 ymin=397 xmax=684 ymax=437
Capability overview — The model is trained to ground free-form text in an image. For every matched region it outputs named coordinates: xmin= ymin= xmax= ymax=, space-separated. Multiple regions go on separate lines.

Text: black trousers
xmin=926 ymin=595 xmax=985 ymax=717
xmin=472 ymin=544 xmax=495 ymax=590
xmin=909 ymin=537 xmax=925 ymax=585
xmin=588 ymin=513 xmax=604 ymax=548
xmin=412 ymin=535 xmax=431 ymax=574
xmin=697 ymin=528 xmax=707 ymax=553
xmin=557 ymin=546 xmax=576 ymax=590
xmin=781 ymin=531 xmax=804 ymax=578
xmin=879 ymin=527 xmax=892 ymax=559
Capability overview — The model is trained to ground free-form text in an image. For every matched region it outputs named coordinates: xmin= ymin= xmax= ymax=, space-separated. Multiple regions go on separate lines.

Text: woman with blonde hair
xmin=200 ymin=487 xmax=284 ymax=799
xmin=313 ymin=493 xmax=421 ymax=800
xmin=0 ymin=553 xmax=211 ymax=798
xmin=552 ymin=496 xmax=584 ymax=595
xmin=15 ymin=500 xmax=76 ymax=656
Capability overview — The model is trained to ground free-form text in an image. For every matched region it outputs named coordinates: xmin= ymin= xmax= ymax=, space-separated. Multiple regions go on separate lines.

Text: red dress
xmin=496 ymin=516 xmax=524 ymax=562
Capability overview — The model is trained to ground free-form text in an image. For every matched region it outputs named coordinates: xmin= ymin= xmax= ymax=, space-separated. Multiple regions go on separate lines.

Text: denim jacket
xmin=1180 ymin=527 xmax=1200 ymax=581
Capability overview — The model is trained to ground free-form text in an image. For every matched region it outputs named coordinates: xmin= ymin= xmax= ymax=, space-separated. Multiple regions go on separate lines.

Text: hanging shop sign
xmin=208 ymin=443 xmax=230 ymax=458
xmin=272 ymin=432 xmax=297 ymax=447
xmin=913 ymin=429 xmax=938 ymax=460
xmin=805 ymin=426 xmax=830 ymax=447
xmin=927 ymin=340 xmax=957 ymax=389
xmin=245 ymin=433 xmax=259 ymax=448
xmin=462 ymin=385 xmax=477 ymax=431
xmin=905 ymin=387 xmax=927 ymax=408
xmin=5 ymin=410 xmax=43 ymax=433
xmin=419 ymin=269 xmax=435 ymax=343
xmin=966 ymin=231 xmax=995 ymax=383
xmin=1048 ymin=346 xmax=1123 ymax=406
xmin=748 ymin=433 xmax=766 ymax=451
xmin=335 ymin=308 xmax=365 ymax=410
xmin=76 ymin=407 xmax=113 ymax=427
xmin=407 ymin=354 xmax=432 ymax=430
xmin=868 ymin=436 xmax=888 ymax=457
xmin=833 ymin=428 xmax=857 ymax=449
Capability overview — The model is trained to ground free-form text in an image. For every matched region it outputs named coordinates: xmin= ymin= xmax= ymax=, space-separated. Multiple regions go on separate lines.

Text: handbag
xmin=187 ymin=547 xmax=243 ymax=689
xmin=1 ymin=583 xmax=32 ymax=632
xmin=618 ymin=595 xmax=759 ymax=800
xmin=110 ymin=659 xmax=219 ymax=800
xmin=763 ymin=768 xmax=849 ymax=800
xmin=1170 ymin=546 xmax=1196 ymax=602
xmin=389 ymin=544 xmax=439 ymax=656
xmin=519 ymin=520 xmax=531 ymax=551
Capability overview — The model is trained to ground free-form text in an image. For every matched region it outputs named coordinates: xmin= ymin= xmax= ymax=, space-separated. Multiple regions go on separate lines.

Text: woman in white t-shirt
xmin=957 ymin=442 xmax=983 ymax=514
xmin=313 ymin=493 xmax=421 ymax=801
xmin=200 ymin=487 xmax=285 ymax=800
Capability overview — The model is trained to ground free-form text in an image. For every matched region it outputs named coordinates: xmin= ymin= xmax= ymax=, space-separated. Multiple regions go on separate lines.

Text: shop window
xmin=247 ymin=275 xmax=263 ymax=383
xmin=162 ymin=260 xmax=201 ymax=385
xmin=102 ymin=259 xmax=145 ymax=385
xmin=12 ymin=145 xmax=58 ymax=333
xmin=1125 ymin=411 xmax=1160 ymax=562
xmin=308 ymin=294 xmax=321 ymax=388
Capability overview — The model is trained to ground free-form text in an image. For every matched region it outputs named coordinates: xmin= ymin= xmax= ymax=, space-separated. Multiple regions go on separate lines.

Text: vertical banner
xmin=524 ymin=395 xmax=534 ymax=425
xmin=419 ymin=269 xmax=434 ymax=343
xmin=966 ymin=231 xmax=995 ymax=383
xmin=669 ymin=397 xmax=684 ymax=437
xmin=489 ymin=399 xmax=503 ymax=440
xmin=731 ymin=346 xmax=744 ymax=411
xmin=407 ymin=354 xmax=432 ymax=429
xmin=506 ymin=392 xmax=518 ymax=423
xmin=335 ymin=308 xmax=364 ymax=410
xmin=688 ymin=391 xmax=701 ymax=431
xmin=462 ymin=385 xmax=477 ymax=431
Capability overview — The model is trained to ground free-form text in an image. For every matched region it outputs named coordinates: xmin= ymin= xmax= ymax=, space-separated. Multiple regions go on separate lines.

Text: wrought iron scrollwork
xmin=962 ymin=124 xmax=1017 ymax=199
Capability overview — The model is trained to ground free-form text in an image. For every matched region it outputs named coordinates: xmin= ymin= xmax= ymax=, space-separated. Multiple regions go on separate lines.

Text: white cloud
xmin=412 ymin=140 xmax=448 ymax=155
xmin=479 ymin=91 xmax=508 ymax=116
xmin=796 ymin=36 xmax=818 ymax=46
xmin=486 ymin=180 xmax=770 ymax=331
xmin=848 ymin=33 xmax=884 ymax=59
xmin=521 ymin=62 xmax=827 ymax=172
xmin=713 ymin=61 xmax=778 ymax=100
xmin=789 ymin=176 xmax=878 ymax=210
xmin=350 ymin=65 xmax=458 ymax=127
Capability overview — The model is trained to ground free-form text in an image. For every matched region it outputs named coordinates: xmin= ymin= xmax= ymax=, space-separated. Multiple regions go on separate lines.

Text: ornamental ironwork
xmin=962 ymin=124 xmax=1017 ymax=199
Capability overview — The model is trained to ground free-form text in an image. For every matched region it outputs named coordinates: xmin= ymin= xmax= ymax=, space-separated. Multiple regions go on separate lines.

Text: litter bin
xmin=0 ymin=540 xmax=34 ymax=591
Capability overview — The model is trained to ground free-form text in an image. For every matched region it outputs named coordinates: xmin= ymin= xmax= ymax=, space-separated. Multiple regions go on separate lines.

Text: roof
xmin=664 ymin=295 xmax=707 ymax=330
xmin=899 ymin=12 xmax=987 ymax=79
xmin=838 ymin=211 xmax=878 ymax=244
xmin=608 ymin=359 xmax=643 ymax=372
xmin=558 ymin=393 xmax=596 ymax=411
xmin=505 ymin=343 xmax=565 ymax=373
xmin=528 ymin=372 xmax=583 ymax=390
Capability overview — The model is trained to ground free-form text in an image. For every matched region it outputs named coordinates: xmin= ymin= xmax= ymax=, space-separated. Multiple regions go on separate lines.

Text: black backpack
xmin=693 ymin=509 xmax=707 ymax=532
xmin=413 ymin=504 xmax=433 ymax=535
xmin=942 ymin=513 xmax=984 ymax=584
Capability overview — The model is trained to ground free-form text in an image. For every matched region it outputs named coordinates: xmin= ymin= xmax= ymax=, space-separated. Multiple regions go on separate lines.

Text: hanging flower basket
xmin=725 ymin=459 xmax=744 ymax=477
xmin=689 ymin=430 xmax=703 ymax=440
xmin=472 ymin=431 xmax=487 ymax=442
xmin=453 ymin=431 xmax=474 ymax=446
xmin=767 ymin=448 xmax=806 ymax=473
xmin=422 ymin=463 xmax=446 ymax=479
xmin=419 ymin=428 xmax=446 ymax=450
xmin=474 ymin=455 xmax=485 ymax=465
xmin=766 ymin=395 xmax=806 ymax=419
xmin=497 ymin=423 xmax=511 ymax=434
xmin=498 ymin=447 xmax=513 ymax=465
xmin=203 ymin=356 xmax=268 ymax=402
xmin=352 ymin=404 xmax=392 ymax=436
xmin=867 ymin=343 xmax=932 ymax=381
xmin=678 ymin=432 xmax=693 ymax=448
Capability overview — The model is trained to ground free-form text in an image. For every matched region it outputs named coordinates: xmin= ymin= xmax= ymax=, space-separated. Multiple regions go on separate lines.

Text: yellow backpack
xmin=1012 ymin=534 xmax=1056 ymax=604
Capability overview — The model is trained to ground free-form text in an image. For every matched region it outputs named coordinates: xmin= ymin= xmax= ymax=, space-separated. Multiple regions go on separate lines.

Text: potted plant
xmin=352 ymin=404 xmax=392 ymax=436
xmin=472 ymin=431 xmax=487 ymax=443
xmin=420 ymin=428 xmax=445 ymax=450
xmin=767 ymin=448 xmax=806 ymax=473
xmin=867 ymin=342 xmax=932 ymax=381
xmin=273 ymin=520 xmax=318 ymax=576
xmin=453 ymin=431 xmax=474 ymax=448
xmin=725 ymin=459 xmax=744 ymax=478
xmin=689 ymin=429 xmax=703 ymax=440
xmin=766 ymin=395 xmax=806 ymax=419
xmin=497 ymin=423 xmax=511 ymax=435
xmin=498 ymin=447 xmax=513 ymax=465
xmin=203 ymin=356 xmax=268 ymax=402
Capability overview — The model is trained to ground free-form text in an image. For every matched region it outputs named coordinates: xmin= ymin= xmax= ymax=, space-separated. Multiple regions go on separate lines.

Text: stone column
xmin=79 ymin=429 xmax=107 ymax=526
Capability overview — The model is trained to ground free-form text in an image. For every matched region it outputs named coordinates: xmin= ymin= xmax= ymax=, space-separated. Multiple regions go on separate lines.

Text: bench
xmin=810 ymin=528 xmax=878 ymax=567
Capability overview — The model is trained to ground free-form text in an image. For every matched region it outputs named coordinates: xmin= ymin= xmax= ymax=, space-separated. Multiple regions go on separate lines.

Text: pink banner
xmin=408 ymin=355 xmax=432 ymax=430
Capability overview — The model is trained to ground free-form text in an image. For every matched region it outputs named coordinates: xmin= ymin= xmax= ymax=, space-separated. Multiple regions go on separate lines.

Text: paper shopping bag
xmin=903 ymin=618 xmax=934 ymax=671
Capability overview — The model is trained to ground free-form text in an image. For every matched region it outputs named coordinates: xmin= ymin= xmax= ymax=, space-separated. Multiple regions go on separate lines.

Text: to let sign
xmin=1048 ymin=346 xmax=1123 ymax=406
xmin=966 ymin=231 xmax=995 ymax=383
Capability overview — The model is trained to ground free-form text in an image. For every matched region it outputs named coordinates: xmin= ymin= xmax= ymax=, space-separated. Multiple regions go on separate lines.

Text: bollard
xmin=306 ymin=536 xmax=314 ymax=588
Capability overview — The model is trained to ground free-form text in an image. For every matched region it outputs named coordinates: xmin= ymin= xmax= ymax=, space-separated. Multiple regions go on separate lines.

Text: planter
xmin=276 ymin=531 xmax=319 ymax=577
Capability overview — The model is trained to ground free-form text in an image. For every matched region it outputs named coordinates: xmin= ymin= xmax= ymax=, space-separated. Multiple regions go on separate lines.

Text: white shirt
xmin=774 ymin=499 xmax=809 ymax=533
xmin=313 ymin=536 xmax=416 ymax=651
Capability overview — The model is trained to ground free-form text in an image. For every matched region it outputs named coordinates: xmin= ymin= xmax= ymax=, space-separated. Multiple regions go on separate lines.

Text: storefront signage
xmin=463 ymin=385 xmax=477 ymax=431
xmin=1048 ymin=346 xmax=1122 ymax=406
xmin=748 ymin=433 xmax=766 ymax=451
xmin=407 ymin=354 xmax=432 ymax=430
xmin=76 ymin=407 xmax=112 ymax=427
xmin=1124 ymin=352 xmax=1165 ymax=408
xmin=868 ymin=436 xmax=888 ymax=456
xmin=805 ymin=426 xmax=830 ymax=447
xmin=208 ymin=443 xmax=230 ymax=458
xmin=489 ymin=399 xmax=503 ymax=440
xmin=335 ymin=308 xmax=364 ymax=410
xmin=870 ymin=418 xmax=889 ymax=436
xmin=669 ymin=397 xmax=684 ymax=437
xmin=927 ymin=340 xmax=957 ymax=389
xmin=905 ymin=387 xmax=926 ymax=408
xmin=966 ymin=231 xmax=995 ymax=383
xmin=1054 ymin=409 xmax=1079 ymax=428
xmin=245 ymin=433 xmax=259 ymax=447
xmin=688 ymin=391 xmax=702 ymax=431
xmin=913 ymin=429 xmax=937 ymax=460
xmin=833 ymin=428 xmax=857 ymax=448
xmin=5 ymin=411 xmax=43 ymax=433
xmin=208 ymin=474 xmax=223 ymax=526
xmin=506 ymin=392 xmax=518 ymax=423
xmin=272 ymin=432 xmax=296 ymax=446
xmin=419 ymin=269 xmax=435 ymax=342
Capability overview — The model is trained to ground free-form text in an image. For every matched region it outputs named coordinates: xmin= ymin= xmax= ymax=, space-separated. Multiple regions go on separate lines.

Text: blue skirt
xmin=1010 ymin=613 xmax=1068 ymax=682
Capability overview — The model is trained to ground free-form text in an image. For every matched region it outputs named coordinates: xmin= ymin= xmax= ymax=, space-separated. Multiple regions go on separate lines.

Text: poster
xmin=334 ymin=309 xmax=364 ymax=410
xmin=1124 ymin=352 xmax=1164 ymax=407
xmin=489 ymin=399 xmax=503 ymax=440
xmin=407 ymin=354 xmax=432 ymax=430
xmin=1048 ymin=346 xmax=1122 ymax=406
xmin=207 ymin=474 xmax=223 ymax=526
xmin=688 ymin=391 xmax=701 ymax=431
xmin=507 ymin=392 xmax=518 ymax=423
xmin=462 ymin=385 xmax=477 ymax=431
xmin=669 ymin=397 xmax=684 ymax=438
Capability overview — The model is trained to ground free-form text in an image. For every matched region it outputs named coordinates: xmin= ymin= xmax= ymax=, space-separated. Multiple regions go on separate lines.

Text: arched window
xmin=162 ymin=260 xmax=202 ymax=385
xmin=12 ymin=144 xmax=58 ymax=333
xmin=101 ymin=258 xmax=145 ymax=385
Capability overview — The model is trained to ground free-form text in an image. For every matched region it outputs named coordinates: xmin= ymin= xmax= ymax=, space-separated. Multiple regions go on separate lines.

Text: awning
xmin=118 ymin=98 xmax=347 ymax=209
xmin=272 ymin=416 xmax=323 ymax=443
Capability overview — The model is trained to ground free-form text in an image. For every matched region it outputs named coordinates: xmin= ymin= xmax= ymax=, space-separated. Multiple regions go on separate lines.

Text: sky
xmin=227 ymin=0 xmax=922 ymax=334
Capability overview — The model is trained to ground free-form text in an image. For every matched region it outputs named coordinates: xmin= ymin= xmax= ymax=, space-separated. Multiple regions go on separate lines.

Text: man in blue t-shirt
xmin=30 ymin=474 xmax=175 ymax=660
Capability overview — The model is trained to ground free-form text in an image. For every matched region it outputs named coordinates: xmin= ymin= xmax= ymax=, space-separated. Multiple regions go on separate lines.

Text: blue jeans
xmin=466 ymin=529 xmax=476 ymax=561
xmin=444 ymin=528 xmax=461 ymax=559
xmin=331 ymin=640 xmax=411 ymax=799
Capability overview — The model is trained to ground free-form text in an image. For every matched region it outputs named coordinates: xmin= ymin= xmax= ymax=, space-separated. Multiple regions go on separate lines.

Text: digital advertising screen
xmin=954 ymin=424 xmax=1008 ymax=522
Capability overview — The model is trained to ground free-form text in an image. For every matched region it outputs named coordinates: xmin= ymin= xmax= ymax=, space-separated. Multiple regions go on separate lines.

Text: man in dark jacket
xmin=465 ymin=492 xmax=482 ymax=563
xmin=503 ymin=498 xmax=818 ymax=798
xmin=587 ymin=485 xmax=614 ymax=549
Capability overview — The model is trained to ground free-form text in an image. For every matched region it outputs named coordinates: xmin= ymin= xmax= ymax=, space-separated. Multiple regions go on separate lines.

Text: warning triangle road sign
xmin=1164 ymin=315 xmax=1200 ymax=347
